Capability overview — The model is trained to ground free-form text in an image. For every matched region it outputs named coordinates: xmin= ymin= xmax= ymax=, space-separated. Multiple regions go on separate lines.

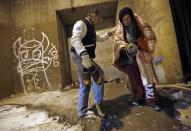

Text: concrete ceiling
xmin=57 ymin=1 xmax=117 ymax=36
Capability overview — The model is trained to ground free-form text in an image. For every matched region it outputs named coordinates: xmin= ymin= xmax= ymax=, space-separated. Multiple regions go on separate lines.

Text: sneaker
xmin=132 ymin=99 xmax=144 ymax=106
xmin=79 ymin=110 xmax=97 ymax=118
xmin=132 ymin=100 xmax=140 ymax=106
xmin=152 ymin=105 xmax=162 ymax=112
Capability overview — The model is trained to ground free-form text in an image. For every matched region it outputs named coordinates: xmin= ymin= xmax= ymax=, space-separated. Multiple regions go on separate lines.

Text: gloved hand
xmin=81 ymin=54 xmax=92 ymax=69
xmin=127 ymin=43 xmax=138 ymax=55
xmin=107 ymin=25 xmax=118 ymax=36
xmin=120 ymin=47 xmax=128 ymax=56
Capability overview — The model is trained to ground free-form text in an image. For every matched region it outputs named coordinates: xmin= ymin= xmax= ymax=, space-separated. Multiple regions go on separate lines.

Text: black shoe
xmin=152 ymin=104 xmax=162 ymax=112
xmin=95 ymin=103 xmax=105 ymax=117
xmin=132 ymin=99 xmax=143 ymax=106
xmin=132 ymin=100 xmax=140 ymax=106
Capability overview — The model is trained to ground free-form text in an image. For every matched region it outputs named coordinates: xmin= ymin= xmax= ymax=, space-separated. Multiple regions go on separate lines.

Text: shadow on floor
xmin=90 ymin=92 xmax=184 ymax=131
xmin=90 ymin=94 xmax=133 ymax=131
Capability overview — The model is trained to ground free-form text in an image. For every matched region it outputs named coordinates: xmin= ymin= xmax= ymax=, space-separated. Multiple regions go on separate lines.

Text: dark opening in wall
xmin=169 ymin=0 xmax=191 ymax=83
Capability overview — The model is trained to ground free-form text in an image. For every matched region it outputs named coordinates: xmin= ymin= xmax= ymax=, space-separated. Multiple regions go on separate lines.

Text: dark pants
xmin=144 ymin=83 xmax=159 ymax=105
xmin=119 ymin=62 xmax=145 ymax=101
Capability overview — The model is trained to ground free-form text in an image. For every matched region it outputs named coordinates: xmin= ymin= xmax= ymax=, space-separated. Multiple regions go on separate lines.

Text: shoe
xmin=132 ymin=100 xmax=140 ymax=106
xmin=152 ymin=104 xmax=162 ymax=112
xmin=132 ymin=99 xmax=143 ymax=106
xmin=79 ymin=110 xmax=97 ymax=118
xmin=95 ymin=103 xmax=105 ymax=117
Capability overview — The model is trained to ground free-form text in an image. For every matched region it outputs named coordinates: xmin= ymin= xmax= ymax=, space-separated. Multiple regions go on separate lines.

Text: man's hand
xmin=81 ymin=54 xmax=92 ymax=69
xmin=107 ymin=26 xmax=118 ymax=36
xmin=127 ymin=43 xmax=138 ymax=55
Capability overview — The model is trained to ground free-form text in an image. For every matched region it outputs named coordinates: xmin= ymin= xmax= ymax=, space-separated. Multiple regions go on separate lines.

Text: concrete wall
xmin=116 ymin=0 xmax=183 ymax=83
xmin=0 ymin=0 xmax=184 ymax=96
xmin=11 ymin=0 xmax=117 ymax=91
xmin=0 ymin=0 xmax=14 ymax=98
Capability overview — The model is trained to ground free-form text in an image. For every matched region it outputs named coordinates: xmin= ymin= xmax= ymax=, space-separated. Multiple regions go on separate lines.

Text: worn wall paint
xmin=0 ymin=0 xmax=14 ymax=98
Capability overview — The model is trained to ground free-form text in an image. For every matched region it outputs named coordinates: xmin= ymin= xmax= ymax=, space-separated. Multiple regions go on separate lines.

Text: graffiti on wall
xmin=14 ymin=32 xmax=59 ymax=92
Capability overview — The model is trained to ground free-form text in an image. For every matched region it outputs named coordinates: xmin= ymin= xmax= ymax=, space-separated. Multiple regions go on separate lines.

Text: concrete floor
xmin=0 ymin=82 xmax=191 ymax=131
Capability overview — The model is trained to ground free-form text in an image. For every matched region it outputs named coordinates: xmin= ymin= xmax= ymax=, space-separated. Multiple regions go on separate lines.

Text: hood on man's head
xmin=119 ymin=7 xmax=135 ymax=24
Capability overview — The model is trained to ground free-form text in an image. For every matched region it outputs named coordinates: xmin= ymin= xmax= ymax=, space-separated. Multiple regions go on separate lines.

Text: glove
xmin=127 ymin=43 xmax=138 ymax=55
xmin=81 ymin=54 xmax=92 ymax=69
xmin=107 ymin=26 xmax=118 ymax=36
xmin=120 ymin=47 xmax=127 ymax=56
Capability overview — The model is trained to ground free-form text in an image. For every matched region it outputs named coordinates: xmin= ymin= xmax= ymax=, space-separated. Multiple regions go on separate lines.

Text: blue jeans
xmin=71 ymin=52 xmax=104 ymax=116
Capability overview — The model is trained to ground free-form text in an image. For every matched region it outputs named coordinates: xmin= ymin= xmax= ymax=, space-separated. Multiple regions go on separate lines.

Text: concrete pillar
xmin=145 ymin=0 xmax=183 ymax=83
xmin=0 ymin=0 xmax=14 ymax=97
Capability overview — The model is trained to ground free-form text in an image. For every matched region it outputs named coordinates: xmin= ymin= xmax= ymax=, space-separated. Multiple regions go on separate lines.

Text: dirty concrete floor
xmin=0 ymin=105 xmax=63 ymax=131
xmin=0 ymin=82 xmax=191 ymax=131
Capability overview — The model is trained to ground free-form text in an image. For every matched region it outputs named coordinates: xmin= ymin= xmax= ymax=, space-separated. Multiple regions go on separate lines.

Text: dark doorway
xmin=169 ymin=0 xmax=191 ymax=83
xmin=56 ymin=13 xmax=72 ymax=88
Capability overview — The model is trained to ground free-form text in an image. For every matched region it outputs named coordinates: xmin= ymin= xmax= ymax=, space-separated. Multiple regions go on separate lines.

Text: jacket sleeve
xmin=113 ymin=22 xmax=128 ymax=62
xmin=96 ymin=26 xmax=118 ymax=42
xmin=71 ymin=20 xmax=87 ymax=56
xmin=135 ymin=14 xmax=157 ymax=53
xmin=96 ymin=32 xmax=110 ymax=42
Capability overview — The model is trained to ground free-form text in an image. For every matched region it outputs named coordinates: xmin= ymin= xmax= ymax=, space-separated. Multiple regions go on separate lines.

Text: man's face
xmin=91 ymin=14 xmax=101 ymax=25
xmin=122 ymin=14 xmax=132 ymax=27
